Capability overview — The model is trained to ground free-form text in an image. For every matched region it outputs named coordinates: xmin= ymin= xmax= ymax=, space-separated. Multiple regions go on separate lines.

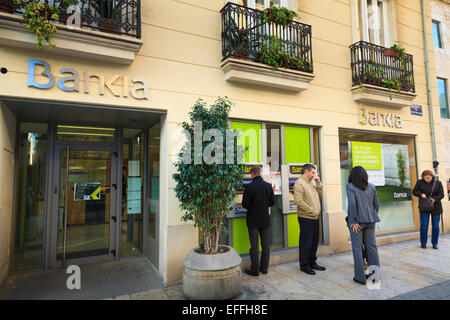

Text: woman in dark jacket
xmin=412 ymin=170 xmax=444 ymax=249
xmin=346 ymin=166 xmax=381 ymax=285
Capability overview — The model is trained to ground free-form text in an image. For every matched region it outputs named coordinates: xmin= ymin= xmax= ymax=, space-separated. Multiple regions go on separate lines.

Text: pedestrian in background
xmin=294 ymin=164 xmax=326 ymax=275
xmin=412 ymin=170 xmax=444 ymax=249
xmin=242 ymin=166 xmax=275 ymax=276
xmin=346 ymin=166 xmax=381 ymax=285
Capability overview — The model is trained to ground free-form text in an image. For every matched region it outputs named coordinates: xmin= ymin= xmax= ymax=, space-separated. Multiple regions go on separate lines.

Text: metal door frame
xmin=49 ymin=142 xmax=119 ymax=269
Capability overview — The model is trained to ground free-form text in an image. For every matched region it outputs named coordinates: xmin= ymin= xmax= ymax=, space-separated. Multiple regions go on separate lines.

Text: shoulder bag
xmin=418 ymin=180 xmax=437 ymax=212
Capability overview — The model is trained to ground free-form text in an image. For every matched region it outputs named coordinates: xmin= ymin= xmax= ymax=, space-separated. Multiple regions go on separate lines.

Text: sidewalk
xmin=106 ymin=234 xmax=450 ymax=300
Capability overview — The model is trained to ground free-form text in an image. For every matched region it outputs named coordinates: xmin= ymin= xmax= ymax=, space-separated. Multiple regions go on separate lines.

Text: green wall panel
xmin=287 ymin=213 xmax=300 ymax=247
xmin=284 ymin=126 xmax=311 ymax=164
xmin=231 ymin=121 xmax=262 ymax=163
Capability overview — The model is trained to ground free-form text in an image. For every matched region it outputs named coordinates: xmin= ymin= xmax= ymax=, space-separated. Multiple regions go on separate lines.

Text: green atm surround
xmin=226 ymin=122 xmax=318 ymax=254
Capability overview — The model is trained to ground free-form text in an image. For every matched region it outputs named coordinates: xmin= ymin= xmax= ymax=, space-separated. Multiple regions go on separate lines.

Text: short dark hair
xmin=301 ymin=164 xmax=316 ymax=174
xmin=250 ymin=166 xmax=261 ymax=175
xmin=421 ymin=170 xmax=435 ymax=179
xmin=348 ymin=166 xmax=369 ymax=191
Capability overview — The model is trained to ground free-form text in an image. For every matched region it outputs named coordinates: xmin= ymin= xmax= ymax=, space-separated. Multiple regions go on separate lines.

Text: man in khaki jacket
xmin=293 ymin=164 xmax=326 ymax=275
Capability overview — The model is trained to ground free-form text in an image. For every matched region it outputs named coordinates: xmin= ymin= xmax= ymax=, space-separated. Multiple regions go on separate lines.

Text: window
xmin=238 ymin=0 xmax=288 ymax=10
xmin=14 ymin=123 xmax=48 ymax=271
xmin=438 ymin=78 xmax=449 ymax=119
xmin=359 ymin=0 xmax=393 ymax=47
xmin=432 ymin=20 xmax=443 ymax=49
xmin=339 ymin=130 xmax=419 ymax=233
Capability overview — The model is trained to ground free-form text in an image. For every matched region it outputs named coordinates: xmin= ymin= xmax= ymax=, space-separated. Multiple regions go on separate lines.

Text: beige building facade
xmin=0 ymin=0 xmax=449 ymax=286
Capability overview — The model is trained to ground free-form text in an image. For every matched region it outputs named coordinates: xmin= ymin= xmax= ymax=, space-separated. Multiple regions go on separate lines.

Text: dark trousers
xmin=298 ymin=217 xmax=319 ymax=268
xmin=248 ymin=227 xmax=270 ymax=272
xmin=420 ymin=212 xmax=441 ymax=245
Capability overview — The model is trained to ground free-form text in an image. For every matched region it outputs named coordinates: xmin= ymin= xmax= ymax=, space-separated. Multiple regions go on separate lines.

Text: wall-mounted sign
xmin=27 ymin=59 xmax=148 ymax=100
xmin=351 ymin=141 xmax=383 ymax=170
xmin=359 ymin=107 xmax=403 ymax=128
xmin=74 ymin=183 xmax=101 ymax=201
xmin=410 ymin=104 xmax=423 ymax=116
xmin=127 ymin=177 xmax=141 ymax=214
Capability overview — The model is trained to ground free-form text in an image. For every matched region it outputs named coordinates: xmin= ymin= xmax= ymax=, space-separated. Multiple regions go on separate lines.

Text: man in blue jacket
xmin=242 ymin=166 xmax=275 ymax=276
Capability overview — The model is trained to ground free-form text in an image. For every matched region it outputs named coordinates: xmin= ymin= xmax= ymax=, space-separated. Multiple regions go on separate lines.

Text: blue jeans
xmin=420 ymin=212 xmax=441 ymax=245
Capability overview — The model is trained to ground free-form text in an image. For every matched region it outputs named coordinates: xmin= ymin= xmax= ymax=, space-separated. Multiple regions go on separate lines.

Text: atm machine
xmin=281 ymin=163 xmax=305 ymax=214
xmin=222 ymin=163 xmax=264 ymax=253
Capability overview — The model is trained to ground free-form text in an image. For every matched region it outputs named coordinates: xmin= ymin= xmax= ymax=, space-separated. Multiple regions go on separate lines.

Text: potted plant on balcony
xmin=263 ymin=0 xmax=298 ymax=26
xmin=383 ymin=44 xmax=406 ymax=64
xmin=225 ymin=19 xmax=250 ymax=60
xmin=58 ymin=0 xmax=80 ymax=25
xmin=173 ymin=98 xmax=245 ymax=300
xmin=381 ymin=77 xmax=402 ymax=100
xmin=0 ymin=0 xmax=14 ymax=14
xmin=256 ymin=35 xmax=295 ymax=70
xmin=89 ymin=0 xmax=122 ymax=34
xmin=13 ymin=0 xmax=61 ymax=49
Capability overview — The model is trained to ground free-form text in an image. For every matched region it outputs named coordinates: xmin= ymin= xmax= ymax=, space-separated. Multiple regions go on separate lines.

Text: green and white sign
xmin=351 ymin=141 xmax=383 ymax=170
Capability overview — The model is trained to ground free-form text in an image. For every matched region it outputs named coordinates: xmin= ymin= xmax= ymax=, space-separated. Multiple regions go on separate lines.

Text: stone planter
xmin=183 ymin=245 xmax=242 ymax=300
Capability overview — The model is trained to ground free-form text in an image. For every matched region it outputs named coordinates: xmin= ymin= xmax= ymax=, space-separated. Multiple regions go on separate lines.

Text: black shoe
xmin=300 ymin=267 xmax=316 ymax=275
xmin=353 ymin=277 xmax=366 ymax=285
xmin=421 ymin=243 xmax=426 ymax=249
xmin=310 ymin=264 xmax=326 ymax=271
xmin=259 ymin=268 xmax=268 ymax=275
xmin=244 ymin=269 xmax=259 ymax=277
xmin=432 ymin=244 xmax=439 ymax=249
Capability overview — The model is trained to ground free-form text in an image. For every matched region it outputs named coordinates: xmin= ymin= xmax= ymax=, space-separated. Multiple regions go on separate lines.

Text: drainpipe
xmin=420 ymin=0 xmax=439 ymax=176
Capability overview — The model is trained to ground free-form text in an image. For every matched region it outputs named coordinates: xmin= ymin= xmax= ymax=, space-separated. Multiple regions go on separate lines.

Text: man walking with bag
xmin=242 ymin=166 xmax=275 ymax=276
xmin=294 ymin=164 xmax=326 ymax=275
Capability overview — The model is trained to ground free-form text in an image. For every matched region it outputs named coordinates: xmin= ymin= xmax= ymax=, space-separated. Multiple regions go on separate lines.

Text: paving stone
xmin=101 ymin=234 xmax=450 ymax=300
xmin=130 ymin=289 xmax=171 ymax=300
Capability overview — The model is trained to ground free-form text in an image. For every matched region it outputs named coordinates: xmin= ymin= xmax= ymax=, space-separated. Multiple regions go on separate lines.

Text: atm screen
xmin=234 ymin=194 xmax=247 ymax=214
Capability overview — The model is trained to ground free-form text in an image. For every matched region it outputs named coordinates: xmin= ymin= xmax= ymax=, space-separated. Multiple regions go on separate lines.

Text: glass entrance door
xmin=55 ymin=147 xmax=117 ymax=265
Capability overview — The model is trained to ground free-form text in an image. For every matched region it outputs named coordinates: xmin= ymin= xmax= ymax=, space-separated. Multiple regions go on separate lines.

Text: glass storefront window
xmin=266 ymin=124 xmax=283 ymax=249
xmin=57 ymin=125 xmax=116 ymax=143
xmin=147 ymin=123 xmax=160 ymax=239
xmin=146 ymin=122 xmax=161 ymax=265
xmin=14 ymin=123 xmax=48 ymax=271
xmin=121 ymin=129 xmax=144 ymax=256
xmin=339 ymin=130 xmax=419 ymax=233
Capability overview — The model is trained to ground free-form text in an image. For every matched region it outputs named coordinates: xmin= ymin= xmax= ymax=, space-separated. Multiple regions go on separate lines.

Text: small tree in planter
xmin=173 ymin=97 xmax=245 ymax=300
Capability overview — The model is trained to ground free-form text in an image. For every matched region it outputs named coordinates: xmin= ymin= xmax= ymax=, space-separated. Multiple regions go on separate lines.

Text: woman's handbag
xmin=418 ymin=181 xmax=436 ymax=212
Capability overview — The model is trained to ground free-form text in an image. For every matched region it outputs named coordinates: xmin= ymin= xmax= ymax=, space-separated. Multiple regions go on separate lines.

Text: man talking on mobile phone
xmin=293 ymin=164 xmax=325 ymax=275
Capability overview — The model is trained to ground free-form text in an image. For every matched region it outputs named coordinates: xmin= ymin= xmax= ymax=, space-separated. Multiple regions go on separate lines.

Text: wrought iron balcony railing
xmin=350 ymin=41 xmax=415 ymax=93
xmin=220 ymin=2 xmax=313 ymax=73
xmin=0 ymin=0 xmax=141 ymax=38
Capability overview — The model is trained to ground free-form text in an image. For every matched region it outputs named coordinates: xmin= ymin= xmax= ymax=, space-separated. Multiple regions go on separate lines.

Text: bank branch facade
xmin=0 ymin=0 xmax=449 ymax=286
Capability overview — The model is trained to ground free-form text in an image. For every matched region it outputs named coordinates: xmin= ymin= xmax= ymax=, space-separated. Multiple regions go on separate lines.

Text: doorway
xmin=51 ymin=144 xmax=118 ymax=267
xmin=5 ymin=98 xmax=163 ymax=273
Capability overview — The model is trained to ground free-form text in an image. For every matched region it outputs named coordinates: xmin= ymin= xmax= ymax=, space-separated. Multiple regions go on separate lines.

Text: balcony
xmin=350 ymin=41 xmax=416 ymax=108
xmin=220 ymin=2 xmax=314 ymax=92
xmin=0 ymin=0 xmax=142 ymax=64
